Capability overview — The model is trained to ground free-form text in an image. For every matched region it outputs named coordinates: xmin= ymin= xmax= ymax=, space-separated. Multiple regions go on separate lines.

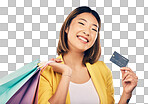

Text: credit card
xmin=110 ymin=51 xmax=129 ymax=67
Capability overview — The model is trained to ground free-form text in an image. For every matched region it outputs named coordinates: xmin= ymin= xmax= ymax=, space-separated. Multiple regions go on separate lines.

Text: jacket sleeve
xmin=38 ymin=64 xmax=52 ymax=104
xmin=102 ymin=62 xmax=115 ymax=104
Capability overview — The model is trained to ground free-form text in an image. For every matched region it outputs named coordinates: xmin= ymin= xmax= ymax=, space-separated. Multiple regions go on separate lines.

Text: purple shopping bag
xmin=6 ymin=68 xmax=41 ymax=104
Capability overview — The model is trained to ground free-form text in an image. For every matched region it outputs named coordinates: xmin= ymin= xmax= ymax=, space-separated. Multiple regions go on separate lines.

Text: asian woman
xmin=38 ymin=6 xmax=138 ymax=104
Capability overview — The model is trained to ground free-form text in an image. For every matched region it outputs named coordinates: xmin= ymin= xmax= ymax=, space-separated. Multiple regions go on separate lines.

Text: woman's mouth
xmin=77 ymin=35 xmax=89 ymax=44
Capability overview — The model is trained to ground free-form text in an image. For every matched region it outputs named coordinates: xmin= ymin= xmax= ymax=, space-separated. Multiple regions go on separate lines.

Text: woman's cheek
xmin=94 ymin=33 xmax=98 ymax=40
xmin=91 ymin=31 xmax=97 ymax=40
xmin=91 ymin=33 xmax=98 ymax=45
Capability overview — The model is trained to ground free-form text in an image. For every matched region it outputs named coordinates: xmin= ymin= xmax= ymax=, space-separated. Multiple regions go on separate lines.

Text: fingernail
xmin=48 ymin=60 xmax=54 ymax=62
xmin=124 ymin=80 xmax=127 ymax=82
xmin=47 ymin=61 xmax=54 ymax=64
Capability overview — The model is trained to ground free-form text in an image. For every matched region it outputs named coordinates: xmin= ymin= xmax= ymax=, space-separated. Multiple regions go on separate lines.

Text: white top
xmin=69 ymin=78 xmax=100 ymax=104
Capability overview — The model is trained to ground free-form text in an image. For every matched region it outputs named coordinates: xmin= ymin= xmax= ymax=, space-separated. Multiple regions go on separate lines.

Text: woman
xmin=38 ymin=6 xmax=138 ymax=104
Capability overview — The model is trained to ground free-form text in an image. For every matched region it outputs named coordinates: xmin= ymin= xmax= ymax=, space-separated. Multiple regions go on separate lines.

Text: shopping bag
xmin=0 ymin=59 xmax=40 ymax=104
xmin=0 ymin=59 xmax=53 ymax=104
xmin=6 ymin=68 xmax=40 ymax=104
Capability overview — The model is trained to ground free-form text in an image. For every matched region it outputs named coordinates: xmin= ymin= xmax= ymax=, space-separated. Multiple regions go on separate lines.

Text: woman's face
xmin=65 ymin=12 xmax=99 ymax=53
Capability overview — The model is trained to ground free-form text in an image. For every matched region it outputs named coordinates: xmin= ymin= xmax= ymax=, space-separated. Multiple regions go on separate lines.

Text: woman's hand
xmin=120 ymin=67 xmax=138 ymax=94
xmin=47 ymin=58 xmax=72 ymax=76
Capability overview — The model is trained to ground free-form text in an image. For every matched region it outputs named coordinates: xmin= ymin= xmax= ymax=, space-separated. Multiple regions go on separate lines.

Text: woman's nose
xmin=83 ymin=29 xmax=90 ymax=36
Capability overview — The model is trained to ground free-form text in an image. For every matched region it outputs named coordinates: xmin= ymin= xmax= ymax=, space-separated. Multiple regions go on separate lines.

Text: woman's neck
xmin=62 ymin=52 xmax=85 ymax=71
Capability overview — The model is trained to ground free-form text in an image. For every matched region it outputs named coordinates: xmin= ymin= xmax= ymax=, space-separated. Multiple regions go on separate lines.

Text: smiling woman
xmin=57 ymin=7 xmax=101 ymax=65
xmin=38 ymin=6 xmax=138 ymax=104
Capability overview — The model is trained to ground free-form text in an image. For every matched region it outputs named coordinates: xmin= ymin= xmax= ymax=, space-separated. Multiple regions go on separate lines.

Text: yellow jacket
xmin=38 ymin=54 xmax=115 ymax=104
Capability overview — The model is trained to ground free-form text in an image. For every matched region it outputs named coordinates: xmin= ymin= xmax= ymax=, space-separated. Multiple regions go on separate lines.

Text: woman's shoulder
xmin=91 ymin=60 xmax=108 ymax=69
xmin=91 ymin=61 xmax=112 ymax=76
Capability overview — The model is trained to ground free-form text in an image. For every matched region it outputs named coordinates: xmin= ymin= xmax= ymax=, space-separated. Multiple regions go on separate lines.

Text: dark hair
xmin=57 ymin=6 xmax=101 ymax=65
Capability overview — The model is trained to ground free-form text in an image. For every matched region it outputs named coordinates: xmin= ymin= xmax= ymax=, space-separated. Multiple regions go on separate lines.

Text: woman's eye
xmin=78 ymin=22 xmax=84 ymax=25
xmin=92 ymin=28 xmax=97 ymax=32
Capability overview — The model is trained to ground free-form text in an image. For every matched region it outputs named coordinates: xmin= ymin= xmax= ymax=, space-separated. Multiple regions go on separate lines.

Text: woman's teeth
xmin=77 ymin=36 xmax=88 ymax=42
